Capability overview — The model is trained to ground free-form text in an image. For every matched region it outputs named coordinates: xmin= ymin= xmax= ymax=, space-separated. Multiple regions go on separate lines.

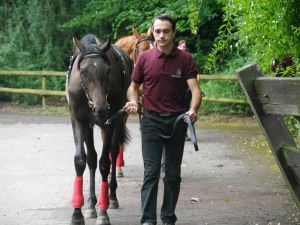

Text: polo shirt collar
xmin=154 ymin=44 xmax=178 ymax=59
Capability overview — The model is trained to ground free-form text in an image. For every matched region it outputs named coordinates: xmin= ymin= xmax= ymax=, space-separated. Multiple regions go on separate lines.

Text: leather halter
xmin=79 ymin=51 xmax=127 ymax=126
xmin=133 ymin=36 xmax=153 ymax=61
xmin=79 ymin=53 xmax=110 ymax=110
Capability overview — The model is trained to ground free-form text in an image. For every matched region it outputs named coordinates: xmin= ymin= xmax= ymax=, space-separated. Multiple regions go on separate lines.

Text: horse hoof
xmin=109 ymin=199 xmax=119 ymax=209
xmin=96 ymin=216 xmax=110 ymax=225
xmin=116 ymin=168 xmax=124 ymax=178
xmin=84 ymin=208 xmax=97 ymax=218
xmin=71 ymin=217 xmax=85 ymax=225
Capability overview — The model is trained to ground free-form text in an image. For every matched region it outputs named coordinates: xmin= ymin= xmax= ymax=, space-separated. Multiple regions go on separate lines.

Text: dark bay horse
xmin=67 ymin=34 xmax=132 ymax=225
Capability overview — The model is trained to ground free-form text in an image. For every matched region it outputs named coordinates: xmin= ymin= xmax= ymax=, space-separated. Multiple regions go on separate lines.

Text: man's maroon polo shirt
xmin=132 ymin=45 xmax=198 ymax=113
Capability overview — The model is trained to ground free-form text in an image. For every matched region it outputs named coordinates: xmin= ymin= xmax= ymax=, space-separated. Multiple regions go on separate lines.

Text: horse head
xmin=132 ymin=27 xmax=154 ymax=63
xmin=115 ymin=28 xmax=154 ymax=64
xmin=73 ymin=35 xmax=112 ymax=125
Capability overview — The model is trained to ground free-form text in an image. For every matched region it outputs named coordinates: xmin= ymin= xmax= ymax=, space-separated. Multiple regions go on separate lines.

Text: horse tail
xmin=118 ymin=115 xmax=131 ymax=146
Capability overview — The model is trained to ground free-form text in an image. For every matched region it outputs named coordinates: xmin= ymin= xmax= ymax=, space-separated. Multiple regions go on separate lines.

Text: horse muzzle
xmin=92 ymin=105 xmax=110 ymax=124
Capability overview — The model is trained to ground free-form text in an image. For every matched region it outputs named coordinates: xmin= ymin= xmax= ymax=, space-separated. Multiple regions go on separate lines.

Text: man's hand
xmin=185 ymin=110 xmax=198 ymax=123
xmin=123 ymin=101 xmax=138 ymax=114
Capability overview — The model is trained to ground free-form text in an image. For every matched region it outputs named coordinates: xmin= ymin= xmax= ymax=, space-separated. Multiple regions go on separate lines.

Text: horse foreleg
xmin=71 ymin=119 xmax=88 ymax=225
xmin=84 ymin=127 xmax=98 ymax=218
xmin=96 ymin=138 xmax=111 ymax=225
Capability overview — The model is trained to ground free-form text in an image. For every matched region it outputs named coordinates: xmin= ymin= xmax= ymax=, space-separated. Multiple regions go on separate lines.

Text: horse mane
xmin=77 ymin=34 xmax=109 ymax=68
xmin=115 ymin=35 xmax=139 ymax=52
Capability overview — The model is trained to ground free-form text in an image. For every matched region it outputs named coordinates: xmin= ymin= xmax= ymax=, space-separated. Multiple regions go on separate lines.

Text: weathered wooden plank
xmin=200 ymin=75 xmax=237 ymax=80
xmin=0 ymin=87 xmax=65 ymax=96
xmin=236 ymin=63 xmax=300 ymax=207
xmin=280 ymin=146 xmax=300 ymax=198
xmin=255 ymin=78 xmax=300 ymax=110
xmin=263 ymin=104 xmax=300 ymax=116
xmin=202 ymin=96 xmax=248 ymax=104
xmin=0 ymin=70 xmax=66 ymax=76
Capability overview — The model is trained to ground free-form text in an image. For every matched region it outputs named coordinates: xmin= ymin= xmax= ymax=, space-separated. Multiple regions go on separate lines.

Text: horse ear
xmin=73 ymin=36 xmax=85 ymax=52
xmin=147 ymin=27 xmax=154 ymax=41
xmin=132 ymin=27 xmax=139 ymax=37
xmin=95 ymin=37 xmax=102 ymax=46
xmin=100 ymin=40 xmax=111 ymax=53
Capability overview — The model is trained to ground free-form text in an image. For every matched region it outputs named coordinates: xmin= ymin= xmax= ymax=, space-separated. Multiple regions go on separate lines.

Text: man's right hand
xmin=123 ymin=101 xmax=138 ymax=114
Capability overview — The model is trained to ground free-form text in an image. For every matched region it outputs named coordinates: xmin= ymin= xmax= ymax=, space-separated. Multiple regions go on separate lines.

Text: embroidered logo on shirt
xmin=171 ymin=69 xmax=182 ymax=78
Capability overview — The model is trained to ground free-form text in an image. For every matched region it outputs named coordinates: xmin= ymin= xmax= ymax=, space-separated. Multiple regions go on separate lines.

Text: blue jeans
xmin=140 ymin=112 xmax=187 ymax=224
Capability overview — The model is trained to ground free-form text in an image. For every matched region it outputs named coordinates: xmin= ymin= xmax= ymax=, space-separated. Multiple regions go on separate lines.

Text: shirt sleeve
xmin=131 ymin=53 xmax=145 ymax=84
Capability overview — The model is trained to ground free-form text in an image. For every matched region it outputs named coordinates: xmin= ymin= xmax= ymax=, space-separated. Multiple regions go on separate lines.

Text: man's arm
xmin=186 ymin=78 xmax=202 ymax=122
xmin=123 ymin=81 xmax=141 ymax=114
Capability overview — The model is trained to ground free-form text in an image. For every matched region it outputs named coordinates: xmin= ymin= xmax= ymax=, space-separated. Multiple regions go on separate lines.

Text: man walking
xmin=124 ymin=13 xmax=201 ymax=225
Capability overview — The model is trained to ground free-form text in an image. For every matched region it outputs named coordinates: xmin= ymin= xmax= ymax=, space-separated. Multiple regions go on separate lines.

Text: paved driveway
xmin=0 ymin=113 xmax=299 ymax=225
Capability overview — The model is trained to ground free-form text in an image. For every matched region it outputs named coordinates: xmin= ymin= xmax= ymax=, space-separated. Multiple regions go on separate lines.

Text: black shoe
xmin=162 ymin=223 xmax=175 ymax=225
xmin=185 ymin=135 xmax=191 ymax=141
xmin=142 ymin=223 xmax=155 ymax=225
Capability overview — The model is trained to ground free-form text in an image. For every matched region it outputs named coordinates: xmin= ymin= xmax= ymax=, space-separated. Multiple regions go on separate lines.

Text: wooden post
xmin=42 ymin=76 xmax=47 ymax=109
xmin=237 ymin=63 xmax=300 ymax=207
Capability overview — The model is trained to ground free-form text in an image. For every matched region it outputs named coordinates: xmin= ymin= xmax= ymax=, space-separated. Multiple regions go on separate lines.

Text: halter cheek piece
xmin=133 ymin=36 xmax=153 ymax=61
xmin=79 ymin=51 xmax=127 ymax=126
xmin=79 ymin=54 xmax=110 ymax=109
xmin=79 ymin=53 xmax=111 ymax=122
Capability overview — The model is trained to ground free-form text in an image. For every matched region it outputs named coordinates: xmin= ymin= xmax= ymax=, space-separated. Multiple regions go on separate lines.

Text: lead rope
xmin=139 ymin=111 xmax=199 ymax=151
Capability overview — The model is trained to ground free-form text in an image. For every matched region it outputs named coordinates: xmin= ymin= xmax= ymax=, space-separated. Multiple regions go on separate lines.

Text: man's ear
xmin=172 ymin=29 xmax=176 ymax=38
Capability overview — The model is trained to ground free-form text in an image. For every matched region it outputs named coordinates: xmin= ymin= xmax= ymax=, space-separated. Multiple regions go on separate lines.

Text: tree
xmin=208 ymin=0 xmax=300 ymax=76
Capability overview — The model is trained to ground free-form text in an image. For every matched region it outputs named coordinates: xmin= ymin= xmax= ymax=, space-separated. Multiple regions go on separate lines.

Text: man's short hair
xmin=151 ymin=14 xmax=176 ymax=31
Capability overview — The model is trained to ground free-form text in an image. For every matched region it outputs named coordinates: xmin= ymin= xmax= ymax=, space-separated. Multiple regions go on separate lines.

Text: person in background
xmin=177 ymin=39 xmax=187 ymax=52
xmin=124 ymin=13 xmax=202 ymax=225
xmin=177 ymin=39 xmax=200 ymax=141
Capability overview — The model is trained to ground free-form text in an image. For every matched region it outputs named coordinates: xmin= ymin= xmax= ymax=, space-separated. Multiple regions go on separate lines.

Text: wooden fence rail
xmin=0 ymin=70 xmax=248 ymax=108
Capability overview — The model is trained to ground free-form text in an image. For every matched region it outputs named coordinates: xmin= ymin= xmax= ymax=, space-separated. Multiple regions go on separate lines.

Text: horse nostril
xmin=93 ymin=106 xmax=107 ymax=119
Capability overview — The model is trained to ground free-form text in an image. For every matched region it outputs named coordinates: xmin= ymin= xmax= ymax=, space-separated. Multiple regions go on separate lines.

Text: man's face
xmin=152 ymin=19 xmax=176 ymax=48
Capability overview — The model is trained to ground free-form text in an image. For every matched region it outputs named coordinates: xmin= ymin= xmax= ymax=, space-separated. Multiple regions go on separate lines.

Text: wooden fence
xmin=0 ymin=69 xmax=248 ymax=108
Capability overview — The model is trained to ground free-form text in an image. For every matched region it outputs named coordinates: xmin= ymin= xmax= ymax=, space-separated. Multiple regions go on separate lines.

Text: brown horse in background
xmin=112 ymin=27 xmax=153 ymax=177
xmin=115 ymin=27 xmax=153 ymax=64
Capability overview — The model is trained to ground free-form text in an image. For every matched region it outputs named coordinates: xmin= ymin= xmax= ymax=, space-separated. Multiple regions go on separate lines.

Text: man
xmin=124 ymin=14 xmax=201 ymax=225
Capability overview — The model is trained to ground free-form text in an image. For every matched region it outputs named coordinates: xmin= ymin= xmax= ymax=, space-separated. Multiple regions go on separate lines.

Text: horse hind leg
xmin=116 ymin=145 xmax=124 ymax=178
xmin=108 ymin=145 xmax=124 ymax=180
xmin=108 ymin=147 xmax=120 ymax=209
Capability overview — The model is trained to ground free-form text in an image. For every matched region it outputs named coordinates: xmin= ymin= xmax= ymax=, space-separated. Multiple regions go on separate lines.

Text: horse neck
xmin=115 ymin=35 xmax=139 ymax=52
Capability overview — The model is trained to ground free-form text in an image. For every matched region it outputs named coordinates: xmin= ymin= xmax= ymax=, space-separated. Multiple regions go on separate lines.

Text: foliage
xmin=1 ymin=0 xmax=298 ymax=117
xmin=0 ymin=0 xmax=87 ymax=71
xmin=207 ymin=0 xmax=300 ymax=76
xmin=284 ymin=116 xmax=300 ymax=137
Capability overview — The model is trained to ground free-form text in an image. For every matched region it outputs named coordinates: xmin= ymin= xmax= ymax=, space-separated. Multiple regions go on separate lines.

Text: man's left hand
xmin=185 ymin=110 xmax=197 ymax=123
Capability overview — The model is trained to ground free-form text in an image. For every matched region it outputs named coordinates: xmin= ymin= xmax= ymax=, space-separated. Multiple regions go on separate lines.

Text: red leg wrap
xmin=71 ymin=176 xmax=84 ymax=208
xmin=98 ymin=181 xmax=110 ymax=210
xmin=116 ymin=146 xmax=124 ymax=167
